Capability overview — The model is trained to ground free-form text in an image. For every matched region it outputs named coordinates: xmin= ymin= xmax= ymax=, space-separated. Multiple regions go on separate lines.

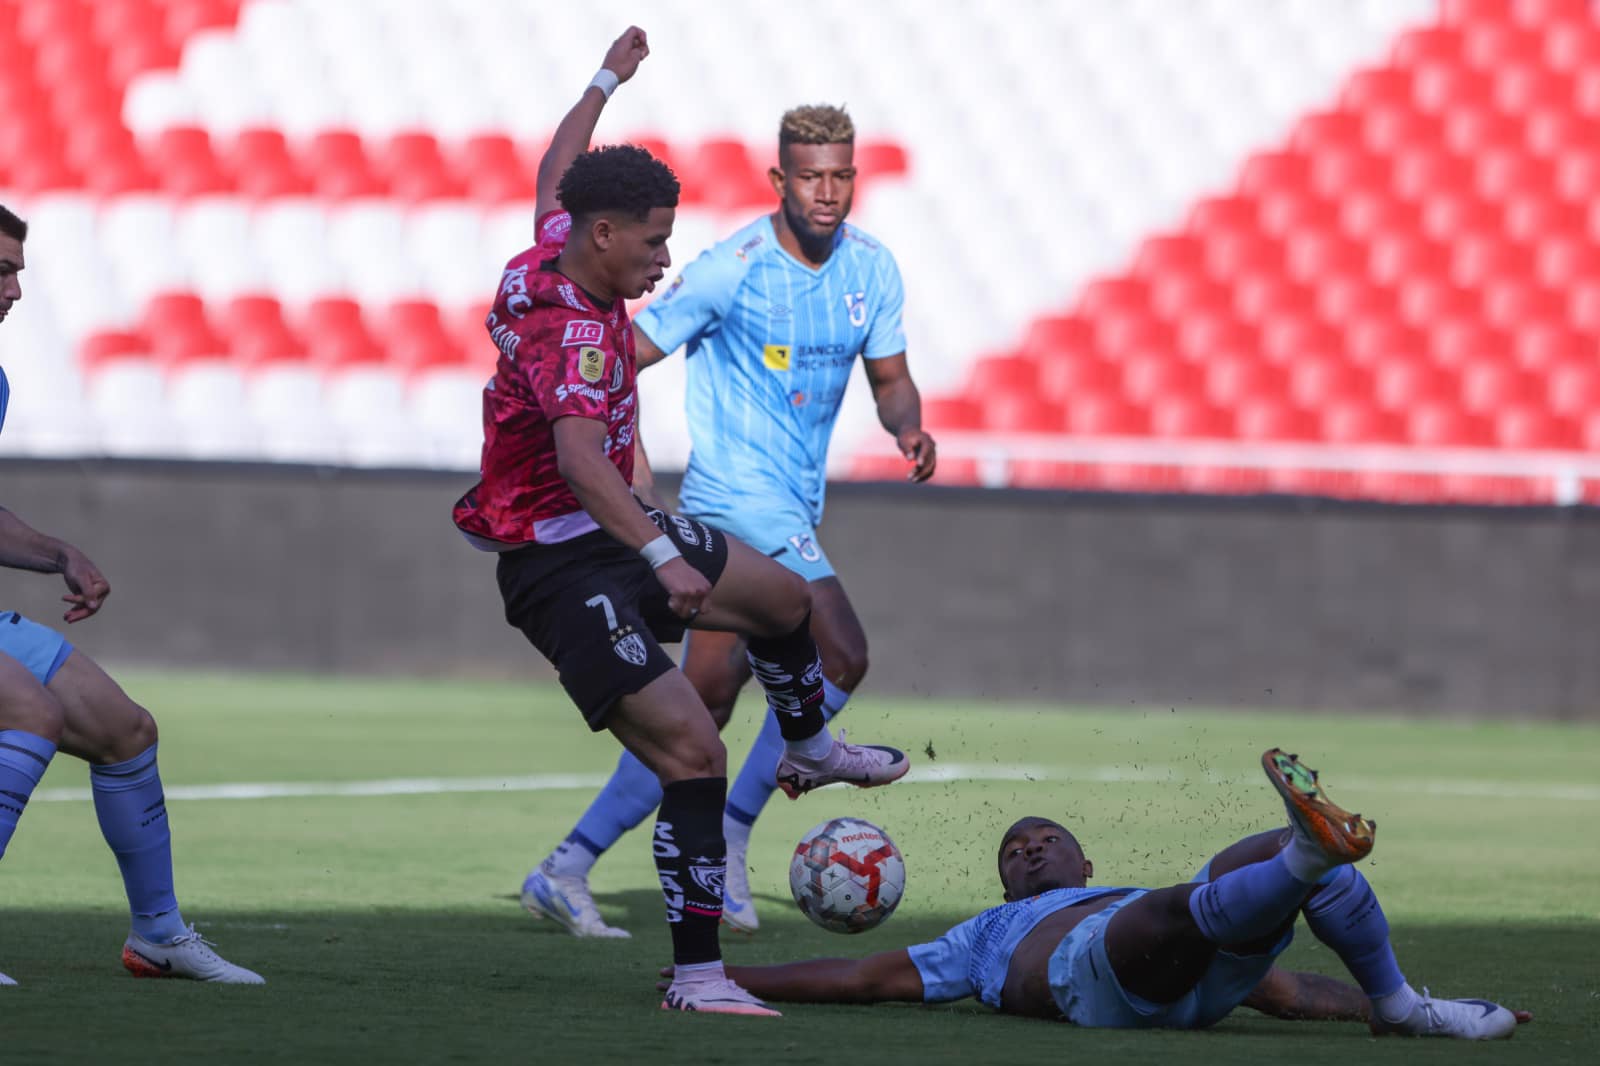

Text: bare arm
xmin=534 ymin=27 xmax=651 ymax=221
xmin=664 ymin=949 xmax=926 ymax=1005
xmin=552 ymin=416 xmax=707 ymax=618
xmin=631 ymin=436 xmax=666 ymax=510
xmin=1242 ymin=967 xmax=1370 ymax=1022
xmin=0 ymin=507 xmax=111 ymax=622
xmin=862 ymin=353 xmax=936 ymax=482
xmin=634 ymin=326 xmax=670 ymax=370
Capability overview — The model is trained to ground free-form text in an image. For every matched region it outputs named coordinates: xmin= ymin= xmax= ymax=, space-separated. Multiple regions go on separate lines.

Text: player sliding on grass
xmin=0 ymin=205 xmax=261 ymax=986
xmin=667 ymin=749 xmax=1529 ymax=1038
xmin=451 ymin=28 xmax=907 ymax=1016
xmin=524 ymin=102 xmax=935 ymax=938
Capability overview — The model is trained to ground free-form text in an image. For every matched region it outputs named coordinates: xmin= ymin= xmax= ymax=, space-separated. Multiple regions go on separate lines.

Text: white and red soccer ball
xmin=788 ymin=817 xmax=905 ymax=934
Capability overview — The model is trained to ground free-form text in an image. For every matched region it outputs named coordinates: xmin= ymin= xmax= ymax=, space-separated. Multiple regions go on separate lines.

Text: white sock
xmin=1279 ymin=829 xmax=1336 ymax=883
xmin=785 ymin=724 xmax=834 ymax=762
xmin=541 ymin=839 xmax=599 ymax=879
xmin=722 ymin=814 xmax=752 ymax=856
xmin=1374 ymin=982 xmax=1421 ymax=1022
xmin=674 ymin=960 xmax=725 ymax=983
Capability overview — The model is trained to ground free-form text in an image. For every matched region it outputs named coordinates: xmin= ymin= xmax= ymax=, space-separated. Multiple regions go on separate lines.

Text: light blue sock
xmin=1188 ymin=851 xmax=1316 ymax=945
xmin=543 ymin=750 xmax=663 ymax=878
xmin=726 ymin=679 xmax=850 ymax=830
xmin=0 ymin=730 xmax=57 ymax=859
xmin=90 ymin=743 xmax=185 ymax=943
xmin=1302 ymin=865 xmax=1406 ymax=998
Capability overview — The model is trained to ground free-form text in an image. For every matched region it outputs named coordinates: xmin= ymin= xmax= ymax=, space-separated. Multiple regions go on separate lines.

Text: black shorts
xmin=496 ymin=508 xmax=729 ymax=730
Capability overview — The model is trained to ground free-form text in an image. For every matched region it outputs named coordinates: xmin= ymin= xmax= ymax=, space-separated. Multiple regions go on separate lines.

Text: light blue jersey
xmin=907 ymin=887 xmax=1132 ymax=1008
xmin=1 ymin=364 xmax=9 ymax=433
xmin=635 ymin=215 xmax=906 ymax=528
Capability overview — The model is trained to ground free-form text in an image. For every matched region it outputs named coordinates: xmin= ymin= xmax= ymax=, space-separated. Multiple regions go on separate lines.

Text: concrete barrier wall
xmin=2 ymin=460 xmax=1595 ymax=719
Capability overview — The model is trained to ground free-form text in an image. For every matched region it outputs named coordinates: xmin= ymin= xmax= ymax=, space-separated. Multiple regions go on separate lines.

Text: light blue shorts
xmin=0 ymin=611 xmax=74 ymax=685
xmin=1048 ymin=891 xmax=1290 ymax=1029
xmin=685 ymin=507 xmax=835 ymax=583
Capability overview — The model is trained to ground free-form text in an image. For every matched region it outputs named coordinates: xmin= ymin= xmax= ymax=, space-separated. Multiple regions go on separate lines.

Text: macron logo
xmin=561 ymin=320 xmax=605 ymax=347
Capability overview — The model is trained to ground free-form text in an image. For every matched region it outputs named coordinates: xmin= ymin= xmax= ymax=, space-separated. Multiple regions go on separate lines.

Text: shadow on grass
xmin=3 ymin=897 xmax=1595 ymax=1066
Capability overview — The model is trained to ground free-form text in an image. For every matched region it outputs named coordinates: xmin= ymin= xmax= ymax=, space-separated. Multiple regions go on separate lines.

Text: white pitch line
xmin=31 ymin=763 xmax=1600 ymax=804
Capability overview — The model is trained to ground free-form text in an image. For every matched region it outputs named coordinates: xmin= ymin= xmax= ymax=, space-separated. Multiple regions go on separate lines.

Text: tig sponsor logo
xmin=562 ymin=320 xmax=605 ymax=347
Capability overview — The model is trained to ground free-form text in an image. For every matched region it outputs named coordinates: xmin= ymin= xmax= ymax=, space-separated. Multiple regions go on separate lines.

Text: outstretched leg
xmin=1104 ymin=750 xmax=1374 ymax=1006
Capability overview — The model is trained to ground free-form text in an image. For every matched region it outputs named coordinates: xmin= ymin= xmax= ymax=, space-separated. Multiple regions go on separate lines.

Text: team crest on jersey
xmin=579 ymin=347 xmax=606 ymax=382
xmin=788 ymin=533 xmax=823 ymax=563
xmin=763 ymin=344 xmax=792 ymax=371
xmin=614 ymin=630 xmax=648 ymax=666
xmin=609 ymin=356 xmax=625 ymax=393
xmin=562 ymin=320 xmax=605 ymax=347
xmin=499 ymin=265 xmax=532 ymax=317
xmin=843 ymin=291 xmax=868 ymax=328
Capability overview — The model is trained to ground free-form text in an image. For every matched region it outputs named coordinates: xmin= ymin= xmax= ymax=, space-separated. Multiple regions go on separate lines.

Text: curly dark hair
xmin=0 ymin=204 xmax=27 ymax=242
xmin=557 ymin=144 xmax=679 ymax=224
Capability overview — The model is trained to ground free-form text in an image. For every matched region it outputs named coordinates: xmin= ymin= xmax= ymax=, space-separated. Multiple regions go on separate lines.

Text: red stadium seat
xmin=1309 ymin=147 xmax=1389 ymax=199
xmin=1204 ymin=355 xmax=1286 ymax=408
xmin=228 ymin=128 xmax=311 ymax=197
xmin=1022 ymin=314 xmax=1096 ymax=358
xmin=1037 ymin=351 xmax=1120 ymax=400
xmin=1545 ymin=358 xmax=1600 ymax=417
xmin=1283 ymin=232 xmax=1365 ymax=282
xmin=1495 ymin=406 xmax=1578 ymax=450
xmin=1119 ymin=354 xmax=1200 ymax=404
xmin=1257 ymin=187 xmax=1341 ymax=238
xmin=1458 ymin=358 xmax=1537 ymax=413
xmin=1148 ymin=396 xmax=1232 ymax=440
xmin=1390 ymin=26 xmax=1464 ymax=68
xmin=1513 ymin=323 xmax=1587 ymax=371
xmin=1419 ymin=191 xmax=1502 ymax=242
xmin=78 ymin=330 xmax=150 ymax=369
xmin=1177 ymin=314 xmax=1260 ymax=362
xmin=1494 ymin=64 xmax=1573 ymax=114
xmin=1503 ymin=194 xmax=1586 ymax=244
xmin=379 ymin=131 xmax=466 ymax=202
xmin=1237 ymin=152 xmax=1311 ymax=198
xmin=922 ymin=397 xmax=983 ymax=433
xmin=152 ymin=125 xmax=231 ymax=197
xmin=1463 ymin=19 xmax=1543 ymax=66
xmin=1443 ymin=104 xmax=1525 ymax=156
xmin=302 ymin=297 xmax=381 ymax=367
xmin=1317 ymin=278 xmax=1398 ymax=323
xmin=1363 ymin=106 xmax=1446 ymax=156
xmin=1203 ymin=232 xmax=1283 ymax=277
xmin=1483 ymin=280 xmax=1566 ymax=330
xmin=1132 ymin=234 xmax=1207 ymax=280
xmin=1412 ymin=64 xmax=1496 ymax=113
xmin=1528 ymin=111 xmax=1600 ymax=159
xmin=854 ymin=139 xmax=908 ymax=179
xmin=683 ymin=138 xmax=769 ymax=210
xmin=1429 ymin=318 xmax=1512 ymax=369
xmin=306 ymin=130 xmax=388 ymax=199
xmin=1234 ymin=397 xmax=1317 ymax=442
xmin=1544 ymin=17 xmax=1600 ymax=73
xmin=1450 ymin=235 xmax=1535 ymax=288
xmin=1150 ymin=275 xmax=1232 ymax=319
xmin=1076 ymin=278 xmax=1150 ymax=320
xmin=1346 ymin=317 xmax=1427 ymax=368
xmin=1407 ymin=403 xmax=1492 ymax=447
xmin=1235 ymin=274 xmax=1318 ymax=328
xmin=1320 ymin=400 xmax=1406 ymax=444
xmin=1369 ymin=234 xmax=1450 ymax=285
xmin=1475 ymin=151 xmax=1555 ymax=203
xmin=1339 ymin=193 xmax=1421 ymax=244
xmin=1289 ymin=356 xmax=1367 ymax=409
xmin=1259 ymin=313 xmax=1341 ymax=365
xmin=1399 ymin=280 xmax=1481 ymax=325
xmin=1567 ymin=279 xmax=1600 ymax=332
xmin=1290 ymin=110 xmax=1366 ymax=155
xmin=1066 ymin=394 xmax=1148 ymax=436
xmin=981 ymin=392 xmax=1065 ymax=433
xmin=1185 ymin=195 xmax=1258 ymax=237
xmin=1340 ymin=67 xmax=1413 ymax=112
xmin=1392 ymin=146 xmax=1473 ymax=201
xmin=966 ymin=353 xmax=1040 ymax=394
xmin=1090 ymin=309 xmax=1174 ymax=355
xmin=1374 ymin=359 xmax=1454 ymax=410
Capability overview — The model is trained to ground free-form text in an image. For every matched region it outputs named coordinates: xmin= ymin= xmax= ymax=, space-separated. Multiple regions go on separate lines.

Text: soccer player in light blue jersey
xmin=522 ymin=105 xmax=936 ymax=937
xmin=677 ymin=749 xmax=1530 ymax=1040
xmin=0 ymin=204 xmax=261 ymax=985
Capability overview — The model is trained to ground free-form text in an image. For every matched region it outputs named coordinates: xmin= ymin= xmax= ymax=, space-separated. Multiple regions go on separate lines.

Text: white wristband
xmin=588 ymin=68 xmax=620 ymax=99
xmin=640 ymin=534 xmax=681 ymax=570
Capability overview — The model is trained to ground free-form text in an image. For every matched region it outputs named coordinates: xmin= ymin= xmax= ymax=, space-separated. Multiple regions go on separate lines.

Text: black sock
xmin=655 ymin=776 xmax=727 ymax=966
xmin=746 ymin=612 xmax=827 ymax=741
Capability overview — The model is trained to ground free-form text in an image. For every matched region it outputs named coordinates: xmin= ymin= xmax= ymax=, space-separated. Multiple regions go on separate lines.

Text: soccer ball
xmin=788 ymin=817 xmax=905 ymax=934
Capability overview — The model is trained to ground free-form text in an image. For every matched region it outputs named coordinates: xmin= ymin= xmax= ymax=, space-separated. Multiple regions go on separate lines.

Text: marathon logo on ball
xmin=499 ymin=264 xmax=532 ymax=317
xmin=578 ymin=346 xmax=606 ymax=382
xmin=562 ymin=320 xmax=606 ymax=347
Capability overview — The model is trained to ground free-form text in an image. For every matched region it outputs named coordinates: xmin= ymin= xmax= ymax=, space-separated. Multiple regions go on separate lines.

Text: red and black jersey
xmin=453 ymin=211 xmax=639 ymax=548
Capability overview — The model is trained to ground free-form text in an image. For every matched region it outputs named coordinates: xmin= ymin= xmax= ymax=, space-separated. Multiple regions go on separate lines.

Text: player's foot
xmin=1262 ymin=748 xmax=1375 ymax=864
xmin=1370 ymin=988 xmax=1520 ymax=1039
xmin=0 ymin=969 xmax=15 ymax=986
xmin=520 ymin=868 xmax=631 ymax=939
xmin=121 ymin=926 xmax=265 ymax=984
xmin=776 ymin=730 xmax=909 ymax=799
xmin=661 ymin=975 xmax=781 ymax=1017
xmin=721 ymin=842 xmax=759 ymax=934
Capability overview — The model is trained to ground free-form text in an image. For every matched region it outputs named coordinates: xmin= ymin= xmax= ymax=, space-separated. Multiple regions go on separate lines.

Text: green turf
xmin=2 ymin=672 xmax=1596 ymax=1063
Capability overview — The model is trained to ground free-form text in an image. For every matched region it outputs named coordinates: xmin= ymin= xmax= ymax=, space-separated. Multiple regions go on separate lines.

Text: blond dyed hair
xmin=778 ymin=104 xmax=855 ymax=157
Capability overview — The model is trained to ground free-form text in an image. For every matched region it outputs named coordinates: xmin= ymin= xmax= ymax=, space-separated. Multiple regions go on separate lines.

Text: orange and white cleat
xmin=1262 ymin=748 xmax=1375 ymax=864
xmin=776 ymin=730 xmax=909 ymax=800
xmin=122 ymin=926 xmax=264 ymax=984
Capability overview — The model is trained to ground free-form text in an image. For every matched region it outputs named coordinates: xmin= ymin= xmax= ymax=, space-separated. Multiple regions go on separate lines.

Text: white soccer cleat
xmin=520 ymin=868 xmax=632 ymax=939
xmin=776 ymin=730 xmax=910 ymax=799
xmin=121 ymin=926 xmax=265 ymax=984
xmin=661 ymin=975 xmax=781 ymax=1017
xmin=0 ymin=969 xmax=15 ymax=986
xmin=720 ymin=843 xmax=759 ymax=934
xmin=1370 ymin=988 xmax=1519 ymax=1039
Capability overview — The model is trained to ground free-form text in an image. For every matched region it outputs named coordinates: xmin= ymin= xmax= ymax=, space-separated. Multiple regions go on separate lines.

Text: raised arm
xmin=534 ymin=26 xmax=651 ymax=221
xmin=1242 ymin=967 xmax=1370 ymax=1022
xmin=661 ymin=949 xmax=926 ymax=1005
xmin=0 ymin=507 xmax=110 ymax=622
xmin=863 ymin=353 xmax=936 ymax=482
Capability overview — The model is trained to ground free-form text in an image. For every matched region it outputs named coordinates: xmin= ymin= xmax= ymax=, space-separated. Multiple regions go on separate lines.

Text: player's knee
xmin=124 ymin=703 xmax=158 ymax=752
xmin=667 ymin=735 xmax=727 ymax=781
xmin=768 ymin=569 xmax=812 ymax=635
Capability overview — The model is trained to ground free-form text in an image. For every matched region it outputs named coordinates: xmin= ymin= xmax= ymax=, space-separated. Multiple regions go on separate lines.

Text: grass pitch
xmin=2 ymin=672 xmax=1596 ymax=1064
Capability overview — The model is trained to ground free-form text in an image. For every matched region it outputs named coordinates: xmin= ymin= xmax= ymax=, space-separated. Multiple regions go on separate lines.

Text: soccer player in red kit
xmin=452 ymin=27 xmax=909 ymax=1015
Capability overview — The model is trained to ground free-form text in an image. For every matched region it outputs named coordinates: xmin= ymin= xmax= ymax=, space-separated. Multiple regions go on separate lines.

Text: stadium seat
xmin=1513 ymin=323 xmax=1587 ymax=371
xmin=306 ymin=129 xmax=388 ymax=199
xmin=1120 ymin=354 xmax=1200 ymax=404
xmin=1036 ymin=351 xmax=1120 ymax=400
xmin=981 ymin=392 xmax=1065 ymax=433
xmin=1495 ymin=406 xmax=1578 ymax=451
xmin=1289 ymin=356 xmax=1366 ymax=410
xmin=1458 ymin=358 xmax=1537 ymax=413
xmin=1234 ymin=397 xmax=1317 ymax=442
xmin=1204 ymin=355 xmax=1285 ymax=408
xmin=1374 ymin=359 xmax=1454 ymax=410
xmin=1407 ymin=403 xmax=1492 ymax=447
xmin=1021 ymin=315 xmax=1096 ymax=358
xmin=967 ymin=354 xmax=1040 ymax=394
xmin=1429 ymin=318 xmax=1511 ymax=369
xmin=922 ymin=397 xmax=983 ymax=433
xmin=1066 ymin=394 xmax=1148 ymax=436
xmin=1148 ymin=396 xmax=1232 ymax=440
xmin=682 ymin=138 xmax=769 ymax=209
xmin=1545 ymin=358 xmax=1600 ymax=418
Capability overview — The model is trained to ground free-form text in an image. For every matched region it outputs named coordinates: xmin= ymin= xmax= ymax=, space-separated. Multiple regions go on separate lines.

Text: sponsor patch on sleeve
xmin=579 ymin=346 xmax=606 ymax=383
xmin=562 ymin=320 xmax=606 ymax=347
